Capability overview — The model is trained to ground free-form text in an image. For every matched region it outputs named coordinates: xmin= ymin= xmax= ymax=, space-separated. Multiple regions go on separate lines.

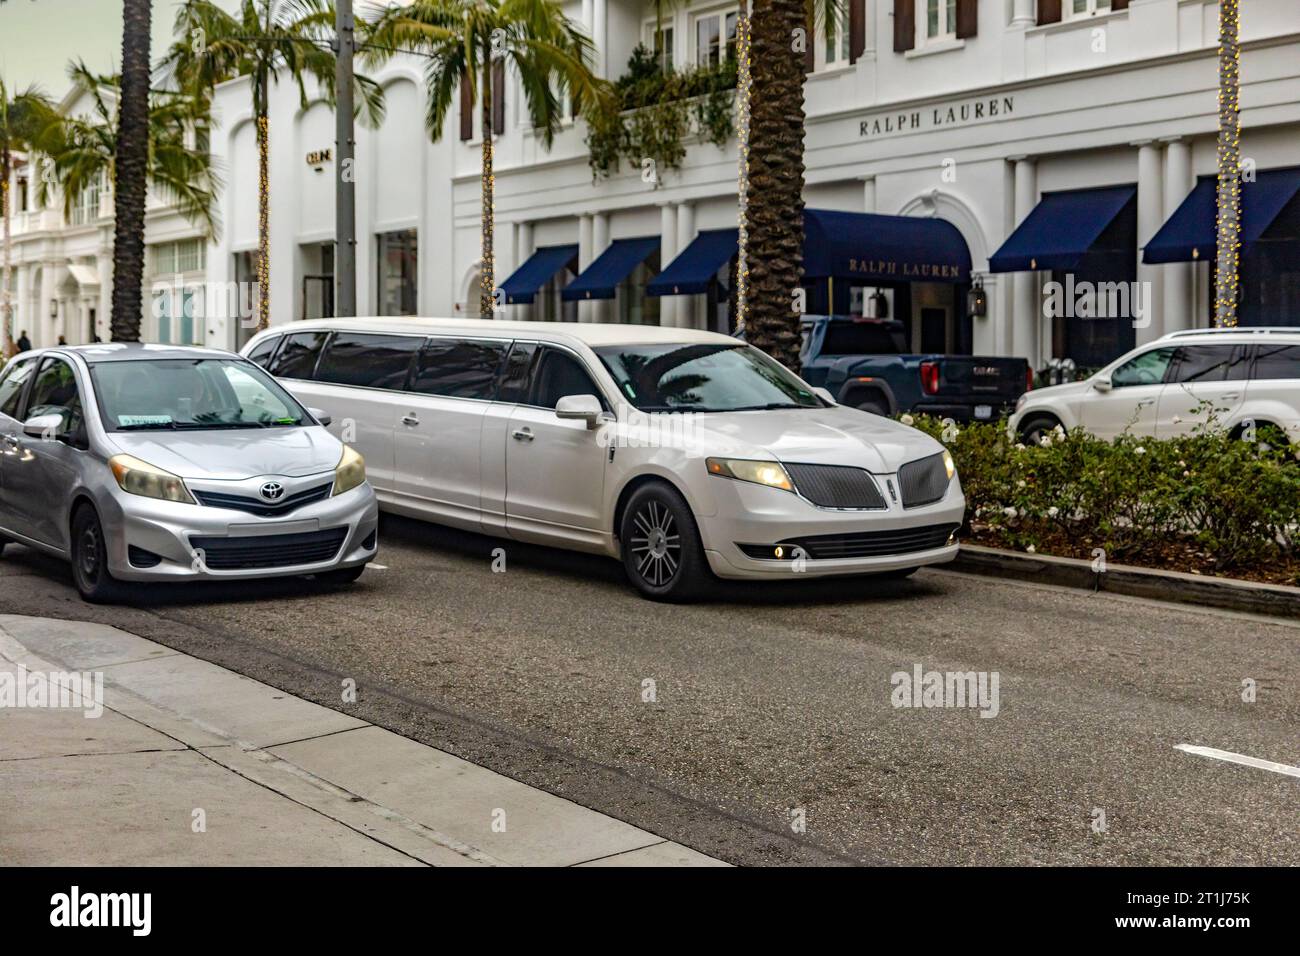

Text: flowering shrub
xmin=906 ymin=414 xmax=1300 ymax=579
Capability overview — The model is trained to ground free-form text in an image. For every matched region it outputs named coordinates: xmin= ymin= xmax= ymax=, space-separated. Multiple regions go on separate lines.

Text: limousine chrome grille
xmin=192 ymin=481 xmax=334 ymax=518
xmin=785 ymin=463 xmax=887 ymax=510
xmin=188 ymin=528 xmax=349 ymax=570
xmin=897 ymin=453 xmax=950 ymax=509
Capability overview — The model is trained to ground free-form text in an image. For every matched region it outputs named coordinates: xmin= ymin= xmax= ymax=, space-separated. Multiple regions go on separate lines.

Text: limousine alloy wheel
xmin=620 ymin=482 xmax=708 ymax=602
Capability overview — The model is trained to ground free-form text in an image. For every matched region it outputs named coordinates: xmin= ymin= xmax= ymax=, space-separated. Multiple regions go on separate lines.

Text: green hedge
xmin=903 ymin=414 xmax=1300 ymax=576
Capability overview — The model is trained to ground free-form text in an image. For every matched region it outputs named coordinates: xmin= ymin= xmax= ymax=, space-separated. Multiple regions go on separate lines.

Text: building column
xmin=592 ymin=211 xmax=610 ymax=323
xmin=659 ymin=203 xmax=678 ymax=328
xmin=516 ymin=221 xmax=534 ymax=321
xmin=675 ymin=201 xmax=696 ymax=329
xmin=1135 ymin=140 xmax=1165 ymax=345
xmin=38 ymin=261 xmax=57 ymax=348
xmin=861 ymin=175 xmax=876 ymax=214
xmin=577 ymin=213 xmax=594 ymax=322
xmin=592 ymin=0 xmax=607 ymax=78
xmin=1011 ymin=157 xmax=1039 ymax=367
xmin=1010 ymin=0 xmax=1036 ymax=27
xmin=1162 ymin=137 xmax=1194 ymax=333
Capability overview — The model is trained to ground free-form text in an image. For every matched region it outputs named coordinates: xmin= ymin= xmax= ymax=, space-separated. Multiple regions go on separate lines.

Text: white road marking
xmin=1175 ymin=744 xmax=1300 ymax=779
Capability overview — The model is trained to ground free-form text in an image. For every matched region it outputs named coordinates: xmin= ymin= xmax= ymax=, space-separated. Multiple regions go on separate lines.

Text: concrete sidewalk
xmin=0 ymin=614 xmax=726 ymax=867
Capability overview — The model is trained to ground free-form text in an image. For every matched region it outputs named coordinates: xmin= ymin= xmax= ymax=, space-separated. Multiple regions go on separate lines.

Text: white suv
xmin=243 ymin=318 xmax=965 ymax=601
xmin=1010 ymin=328 xmax=1300 ymax=445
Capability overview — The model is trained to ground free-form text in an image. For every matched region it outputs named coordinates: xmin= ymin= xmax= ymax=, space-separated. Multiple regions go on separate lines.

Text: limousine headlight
xmin=332 ymin=445 xmax=367 ymax=496
xmin=943 ymin=449 xmax=957 ymax=481
xmin=706 ymin=457 xmax=793 ymax=492
xmin=109 ymin=454 xmax=195 ymax=504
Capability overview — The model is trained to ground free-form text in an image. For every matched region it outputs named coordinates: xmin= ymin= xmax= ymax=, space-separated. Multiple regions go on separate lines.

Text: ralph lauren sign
xmin=858 ymin=96 xmax=1015 ymax=138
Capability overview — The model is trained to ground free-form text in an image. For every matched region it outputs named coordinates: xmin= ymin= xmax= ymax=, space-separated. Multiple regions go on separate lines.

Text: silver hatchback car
xmin=0 ymin=344 xmax=378 ymax=602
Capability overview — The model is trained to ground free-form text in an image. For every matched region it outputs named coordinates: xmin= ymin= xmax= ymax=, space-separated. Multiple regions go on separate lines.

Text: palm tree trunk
xmin=479 ymin=59 xmax=495 ymax=320
xmin=1214 ymin=0 xmax=1241 ymax=328
xmin=743 ymin=0 xmax=806 ymax=371
xmin=256 ymin=110 xmax=271 ymax=331
xmin=2 ymin=146 xmax=13 ymax=356
xmin=110 ymin=0 xmax=152 ymax=343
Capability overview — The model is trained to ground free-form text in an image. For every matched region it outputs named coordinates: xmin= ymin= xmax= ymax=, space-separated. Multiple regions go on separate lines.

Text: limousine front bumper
xmin=98 ymin=477 xmax=379 ymax=582
xmin=697 ymin=471 xmax=965 ymax=580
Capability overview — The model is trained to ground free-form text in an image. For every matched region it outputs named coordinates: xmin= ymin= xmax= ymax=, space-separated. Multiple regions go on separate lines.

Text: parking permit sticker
xmin=118 ymin=415 xmax=172 ymax=427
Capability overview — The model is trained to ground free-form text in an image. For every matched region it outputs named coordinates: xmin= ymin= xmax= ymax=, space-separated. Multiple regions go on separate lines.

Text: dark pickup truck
xmin=799 ymin=316 xmax=1031 ymax=422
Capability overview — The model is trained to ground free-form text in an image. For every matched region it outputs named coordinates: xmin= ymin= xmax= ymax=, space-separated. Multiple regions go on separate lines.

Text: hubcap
xmin=78 ymin=523 xmax=100 ymax=580
xmin=630 ymin=500 xmax=681 ymax=587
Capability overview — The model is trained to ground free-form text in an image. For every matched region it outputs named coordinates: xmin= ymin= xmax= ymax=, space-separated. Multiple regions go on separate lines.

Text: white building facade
xmin=197 ymin=0 xmax=1300 ymax=372
xmin=3 ymin=86 xmax=211 ymax=352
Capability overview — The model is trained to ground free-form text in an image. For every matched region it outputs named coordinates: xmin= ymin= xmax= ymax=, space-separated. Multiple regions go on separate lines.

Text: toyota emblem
xmin=259 ymin=481 xmax=286 ymax=502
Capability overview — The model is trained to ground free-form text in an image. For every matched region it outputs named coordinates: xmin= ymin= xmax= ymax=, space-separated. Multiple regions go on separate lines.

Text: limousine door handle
xmin=401 ymin=413 xmax=420 ymax=427
xmin=511 ymin=427 xmax=535 ymax=442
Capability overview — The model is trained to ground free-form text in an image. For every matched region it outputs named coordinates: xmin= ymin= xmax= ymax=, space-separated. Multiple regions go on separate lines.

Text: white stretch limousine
xmin=243 ymin=318 xmax=965 ymax=600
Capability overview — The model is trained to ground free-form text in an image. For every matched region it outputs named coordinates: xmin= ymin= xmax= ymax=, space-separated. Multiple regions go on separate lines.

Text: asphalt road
xmin=2 ymin=515 xmax=1297 ymax=866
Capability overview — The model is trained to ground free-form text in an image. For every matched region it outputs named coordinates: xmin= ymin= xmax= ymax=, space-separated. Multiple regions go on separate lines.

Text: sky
xmin=0 ymin=0 xmax=198 ymax=99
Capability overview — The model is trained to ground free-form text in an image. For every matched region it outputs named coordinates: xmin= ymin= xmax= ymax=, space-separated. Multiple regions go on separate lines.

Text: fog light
xmin=774 ymin=546 xmax=784 ymax=558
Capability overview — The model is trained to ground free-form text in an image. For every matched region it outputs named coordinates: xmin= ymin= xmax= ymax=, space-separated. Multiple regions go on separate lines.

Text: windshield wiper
xmin=727 ymin=402 xmax=815 ymax=411
xmin=116 ymin=421 xmax=177 ymax=431
xmin=170 ymin=422 xmax=267 ymax=430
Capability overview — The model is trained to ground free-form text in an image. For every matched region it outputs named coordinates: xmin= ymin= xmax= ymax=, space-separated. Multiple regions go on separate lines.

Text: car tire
xmin=856 ymin=398 xmax=890 ymax=417
xmin=1019 ymin=414 xmax=1062 ymax=447
xmin=315 ymin=564 xmax=366 ymax=588
xmin=70 ymin=505 xmax=126 ymax=604
xmin=620 ymin=481 xmax=710 ymax=602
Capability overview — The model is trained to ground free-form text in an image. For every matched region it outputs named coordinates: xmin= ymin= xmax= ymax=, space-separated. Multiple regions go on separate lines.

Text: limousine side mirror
xmin=555 ymin=394 xmax=603 ymax=429
xmin=307 ymin=407 xmax=333 ymax=427
xmin=1092 ymin=376 xmax=1113 ymax=393
xmin=23 ymin=412 xmax=65 ymax=440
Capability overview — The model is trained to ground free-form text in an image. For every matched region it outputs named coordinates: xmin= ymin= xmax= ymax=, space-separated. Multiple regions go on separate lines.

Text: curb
xmin=949 ymin=544 xmax=1300 ymax=621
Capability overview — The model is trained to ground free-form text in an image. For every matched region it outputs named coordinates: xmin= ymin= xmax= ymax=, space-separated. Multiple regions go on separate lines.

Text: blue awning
xmin=498 ymin=244 xmax=578 ymax=304
xmin=561 ymin=236 xmax=660 ymax=301
xmin=802 ymin=209 xmax=971 ymax=284
xmin=1143 ymin=166 xmax=1300 ymax=264
xmin=989 ymin=185 xmax=1137 ymax=273
xmin=646 ymin=229 xmax=738 ymax=296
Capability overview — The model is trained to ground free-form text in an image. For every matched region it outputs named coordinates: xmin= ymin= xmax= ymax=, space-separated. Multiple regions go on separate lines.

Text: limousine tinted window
xmin=411 ymin=338 xmax=507 ymax=400
xmin=531 ymin=347 xmax=606 ymax=410
xmin=246 ymin=335 xmax=281 ymax=369
xmin=496 ymin=341 xmax=538 ymax=404
xmin=269 ymin=331 xmax=330 ymax=379
xmin=1253 ymin=344 xmax=1300 ymax=380
xmin=316 ymin=333 xmax=421 ymax=389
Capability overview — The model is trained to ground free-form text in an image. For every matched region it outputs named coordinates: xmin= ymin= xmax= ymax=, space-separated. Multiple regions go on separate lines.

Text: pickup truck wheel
xmin=855 ymin=398 xmax=889 ymax=416
xmin=1019 ymin=415 xmax=1062 ymax=447
xmin=620 ymin=482 xmax=710 ymax=602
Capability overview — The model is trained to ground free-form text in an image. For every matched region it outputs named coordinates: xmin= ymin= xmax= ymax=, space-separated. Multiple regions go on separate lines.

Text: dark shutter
xmin=893 ymin=0 xmax=915 ymax=53
xmin=1112 ymin=0 xmax=1130 ymax=9
xmin=1037 ymin=0 xmax=1062 ymax=25
xmin=849 ymin=0 xmax=866 ymax=63
xmin=804 ymin=13 xmax=815 ymax=73
xmin=955 ymin=0 xmax=978 ymax=39
xmin=459 ymin=80 xmax=472 ymax=141
xmin=492 ymin=60 xmax=505 ymax=136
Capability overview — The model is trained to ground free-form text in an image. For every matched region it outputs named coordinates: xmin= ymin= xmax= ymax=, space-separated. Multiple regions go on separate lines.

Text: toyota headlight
xmin=332 ymin=444 xmax=366 ymax=496
xmin=943 ymin=449 xmax=957 ymax=481
xmin=706 ymin=457 xmax=793 ymax=492
xmin=108 ymin=454 xmax=195 ymax=504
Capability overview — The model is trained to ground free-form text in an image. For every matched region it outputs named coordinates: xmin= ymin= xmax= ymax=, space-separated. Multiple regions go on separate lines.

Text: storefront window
xmin=618 ymin=256 xmax=662 ymax=326
xmin=377 ymin=229 xmax=418 ymax=316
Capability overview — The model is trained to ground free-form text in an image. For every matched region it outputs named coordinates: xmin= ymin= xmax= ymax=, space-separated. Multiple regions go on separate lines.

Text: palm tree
xmin=1215 ymin=0 xmax=1241 ymax=328
xmin=37 ymin=64 xmax=220 ymax=237
xmin=743 ymin=0 xmax=841 ymax=370
xmin=0 ymin=80 xmax=58 ymax=355
xmin=365 ymin=0 xmax=609 ymax=318
xmin=164 ymin=0 xmax=386 ymax=331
